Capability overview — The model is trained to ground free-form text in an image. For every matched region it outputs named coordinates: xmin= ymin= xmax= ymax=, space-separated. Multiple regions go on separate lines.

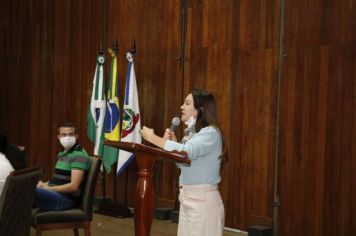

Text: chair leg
xmin=84 ymin=222 xmax=91 ymax=236
xmin=73 ymin=228 xmax=79 ymax=236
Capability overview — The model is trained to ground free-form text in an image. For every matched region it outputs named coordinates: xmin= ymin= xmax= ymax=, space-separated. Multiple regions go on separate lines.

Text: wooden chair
xmin=31 ymin=156 xmax=102 ymax=236
xmin=0 ymin=167 xmax=43 ymax=236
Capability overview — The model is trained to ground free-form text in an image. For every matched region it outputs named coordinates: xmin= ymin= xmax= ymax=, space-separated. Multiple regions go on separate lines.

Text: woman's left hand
xmin=140 ymin=126 xmax=166 ymax=148
xmin=140 ymin=126 xmax=155 ymax=141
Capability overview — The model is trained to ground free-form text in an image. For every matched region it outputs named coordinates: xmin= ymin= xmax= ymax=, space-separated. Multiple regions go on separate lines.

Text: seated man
xmin=34 ymin=121 xmax=90 ymax=211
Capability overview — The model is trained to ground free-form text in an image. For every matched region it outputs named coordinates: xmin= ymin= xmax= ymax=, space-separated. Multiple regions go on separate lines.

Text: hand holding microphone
xmin=164 ymin=117 xmax=180 ymax=141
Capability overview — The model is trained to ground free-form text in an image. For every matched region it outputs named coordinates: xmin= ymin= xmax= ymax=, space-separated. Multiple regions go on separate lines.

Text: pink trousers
xmin=177 ymin=184 xmax=225 ymax=236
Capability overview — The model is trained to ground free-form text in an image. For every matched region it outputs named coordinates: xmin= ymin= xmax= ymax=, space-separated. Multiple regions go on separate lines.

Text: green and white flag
xmin=87 ymin=54 xmax=106 ymax=156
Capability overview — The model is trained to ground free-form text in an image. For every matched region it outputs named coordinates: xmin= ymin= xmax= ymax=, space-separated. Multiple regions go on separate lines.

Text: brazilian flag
xmin=102 ymin=48 xmax=120 ymax=173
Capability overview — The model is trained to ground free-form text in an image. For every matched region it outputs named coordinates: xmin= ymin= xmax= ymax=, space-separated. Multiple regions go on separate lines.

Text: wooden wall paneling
xmin=38 ymin=0 xmax=104 ymax=178
xmin=0 ymin=0 xmax=46 ymax=168
xmin=105 ymin=0 xmax=146 ymax=203
xmin=278 ymin=45 xmax=297 ymax=235
xmin=0 ymin=1 xmax=29 ymax=144
xmin=27 ymin=0 xmax=52 ymax=170
xmin=105 ymin=0 xmax=182 ymax=208
xmin=67 ymin=0 xmax=85 ymax=126
xmin=184 ymin=1 xmax=279 ymax=228
xmin=339 ymin=46 xmax=355 ymax=235
xmin=0 ymin=0 xmax=355 ymax=235
xmin=0 ymin=1 xmax=7 ymax=126
xmin=249 ymin=49 xmax=277 ymax=226
xmin=225 ymin=0 xmax=242 ymax=228
xmin=0 ymin=0 xmax=19 ymax=139
xmin=0 ymin=0 xmax=105 ymax=178
xmin=0 ymin=0 xmax=9 ymax=130
xmin=184 ymin=0 xmax=280 ymax=230
xmin=239 ymin=0 xmax=280 ymax=228
xmin=313 ymin=46 xmax=329 ymax=236
xmin=235 ymin=50 xmax=277 ymax=228
xmin=156 ymin=0 xmax=184 ymax=208
xmin=53 ymin=0 xmax=105 ymax=182
xmin=279 ymin=46 xmax=324 ymax=235
xmin=280 ymin=0 xmax=356 ymax=234
xmin=73 ymin=0 xmax=111 ymax=199
xmin=13 ymin=0 xmax=31 ymax=147
xmin=351 ymin=51 xmax=356 ymax=235
xmin=304 ymin=48 xmax=328 ymax=235
xmin=184 ymin=0 xmax=236 ymax=207
xmin=35 ymin=0 xmax=70 ymax=176
xmin=184 ymin=0 xmax=234 ymax=221
xmin=323 ymin=47 xmax=341 ymax=236
xmin=322 ymin=46 xmax=355 ymax=236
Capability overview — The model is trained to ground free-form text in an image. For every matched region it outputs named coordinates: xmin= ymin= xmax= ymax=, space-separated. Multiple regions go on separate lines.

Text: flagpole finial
xmin=99 ymin=40 xmax=104 ymax=55
xmin=113 ymin=38 xmax=118 ymax=54
xmin=130 ymin=38 xmax=136 ymax=56
xmin=98 ymin=39 xmax=105 ymax=64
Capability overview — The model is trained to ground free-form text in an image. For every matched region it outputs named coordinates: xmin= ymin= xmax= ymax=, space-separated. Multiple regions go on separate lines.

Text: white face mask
xmin=184 ymin=116 xmax=196 ymax=128
xmin=59 ymin=136 xmax=76 ymax=150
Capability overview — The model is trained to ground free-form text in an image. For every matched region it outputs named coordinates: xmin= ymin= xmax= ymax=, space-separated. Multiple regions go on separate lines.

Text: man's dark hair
xmin=57 ymin=121 xmax=77 ymax=133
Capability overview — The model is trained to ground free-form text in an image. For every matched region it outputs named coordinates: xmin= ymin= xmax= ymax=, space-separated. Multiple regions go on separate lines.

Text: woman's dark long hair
xmin=191 ymin=89 xmax=218 ymax=132
xmin=191 ymin=89 xmax=228 ymax=162
xmin=0 ymin=133 xmax=26 ymax=170
xmin=0 ymin=133 xmax=7 ymax=153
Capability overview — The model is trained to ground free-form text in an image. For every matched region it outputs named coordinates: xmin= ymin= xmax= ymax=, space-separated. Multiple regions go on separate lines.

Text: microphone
xmin=170 ymin=117 xmax=181 ymax=132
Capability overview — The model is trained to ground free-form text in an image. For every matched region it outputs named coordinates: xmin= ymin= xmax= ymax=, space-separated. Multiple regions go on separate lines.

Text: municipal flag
xmin=117 ymin=52 xmax=142 ymax=175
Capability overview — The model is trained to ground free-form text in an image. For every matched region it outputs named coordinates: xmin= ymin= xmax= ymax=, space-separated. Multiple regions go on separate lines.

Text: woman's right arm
xmin=141 ymin=126 xmax=167 ymax=148
xmin=164 ymin=127 xmax=220 ymax=160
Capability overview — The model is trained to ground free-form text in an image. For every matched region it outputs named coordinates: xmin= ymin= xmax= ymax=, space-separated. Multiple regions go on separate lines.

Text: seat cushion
xmin=31 ymin=208 xmax=87 ymax=225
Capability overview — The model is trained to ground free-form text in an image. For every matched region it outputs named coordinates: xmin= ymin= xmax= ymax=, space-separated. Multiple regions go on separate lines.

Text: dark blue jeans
xmin=34 ymin=187 xmax=76 ymax=211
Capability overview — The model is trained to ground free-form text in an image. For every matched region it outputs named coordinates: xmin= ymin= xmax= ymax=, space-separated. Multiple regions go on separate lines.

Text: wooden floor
xmin=30 ymin=212 xmax=247 ymax=236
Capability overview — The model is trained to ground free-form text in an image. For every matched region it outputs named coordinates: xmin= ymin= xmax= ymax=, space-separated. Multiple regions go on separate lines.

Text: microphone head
xmin=172 ymin=117 xmax=181 ymax=126
xmin=170 ymin=117 xmax=181 ymax=131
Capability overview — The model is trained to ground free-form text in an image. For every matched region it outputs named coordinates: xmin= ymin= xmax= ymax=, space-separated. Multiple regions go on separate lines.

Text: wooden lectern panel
xmin=104 ymin=141 xmax=190 ymax=164
xmin=104 ymin=141 xmax=189 ymax=236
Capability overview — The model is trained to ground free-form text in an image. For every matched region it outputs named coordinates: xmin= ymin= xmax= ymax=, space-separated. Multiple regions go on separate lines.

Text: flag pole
xmin=130 ymin=38 xmax=136 ymax=56
xmin=88 ymin=39 xmax=111 ymax=207
xmin=97 ymin=39 xmax=141 ymax=217
xmin=122 ymin=38 xmax=136 ymax=209
xmin=95 ymin=39 xmax=132 ymax=218
xmin=98 ymin=40 xmax=109 ymax=203
xmin=112 ymin=38 xmax=118 ymax=202
xmin=122 ymin=37 xmax=136 ymax=205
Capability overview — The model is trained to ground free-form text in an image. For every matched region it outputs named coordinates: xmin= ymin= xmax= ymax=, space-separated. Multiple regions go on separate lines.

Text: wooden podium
xmin=104 ymin=141 xmax=190 ymax=236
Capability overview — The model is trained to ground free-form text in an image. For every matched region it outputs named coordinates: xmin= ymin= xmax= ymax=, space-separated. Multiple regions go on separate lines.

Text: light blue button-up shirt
xmin=164 ymin=126 xmax=222 ymax=185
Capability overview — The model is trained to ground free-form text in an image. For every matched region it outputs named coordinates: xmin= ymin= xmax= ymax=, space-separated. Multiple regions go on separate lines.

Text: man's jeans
xmin=34 ymin=187 xmax=76 ymax=211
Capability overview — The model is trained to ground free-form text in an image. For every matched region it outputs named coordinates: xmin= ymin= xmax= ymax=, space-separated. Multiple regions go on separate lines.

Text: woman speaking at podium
xmin=141 ymin=89 xmax=225 ymax=236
